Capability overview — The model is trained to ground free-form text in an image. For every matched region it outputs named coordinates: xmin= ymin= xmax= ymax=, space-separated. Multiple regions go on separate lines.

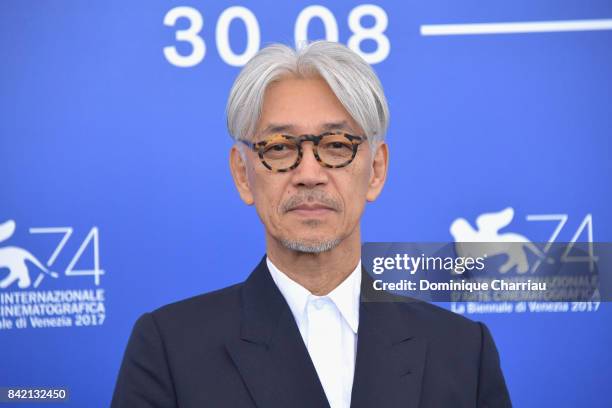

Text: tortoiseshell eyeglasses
xmin=238 ymin=131 xmax=368 ymax=173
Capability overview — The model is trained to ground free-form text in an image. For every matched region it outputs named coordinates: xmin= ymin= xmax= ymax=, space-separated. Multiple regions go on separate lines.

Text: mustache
xmin=281 ymin=190 xmax=342 ymax=213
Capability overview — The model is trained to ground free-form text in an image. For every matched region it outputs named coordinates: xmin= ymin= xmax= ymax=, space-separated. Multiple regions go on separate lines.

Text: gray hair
xmin=225 ymin=41 xmax=389 ymax=147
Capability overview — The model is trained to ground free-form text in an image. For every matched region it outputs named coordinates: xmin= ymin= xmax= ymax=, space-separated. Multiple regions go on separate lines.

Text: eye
xmin=271 ymin=144 xmax=285 ymax=151
xmin=262 ymin=141 xmax=298 ymax=161
xmin=321 ymin=140 xmax=352 ymax=150
xmin=265 ymin=143 xmax=294 ymax=152
xmin=329 ymin=142 xmax=348 ymax=149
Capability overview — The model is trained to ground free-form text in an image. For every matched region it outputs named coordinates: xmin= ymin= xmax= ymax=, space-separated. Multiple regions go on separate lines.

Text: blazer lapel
xmin=350 ymin=268 xmax=427 ymax=408
xmin=225 ymin=256 xmax=330 ymax=408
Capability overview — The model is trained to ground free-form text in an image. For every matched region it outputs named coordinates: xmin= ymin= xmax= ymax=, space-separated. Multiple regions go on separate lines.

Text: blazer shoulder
xmin=149 ymin=282 xmax=244 ymax=331
xmin=398 ymin=299 xmax=482 ymax=339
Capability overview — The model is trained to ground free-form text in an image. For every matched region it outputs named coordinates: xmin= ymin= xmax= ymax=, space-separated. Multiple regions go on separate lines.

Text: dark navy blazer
xmin=111 ymin=255 xmax=512 ymax=407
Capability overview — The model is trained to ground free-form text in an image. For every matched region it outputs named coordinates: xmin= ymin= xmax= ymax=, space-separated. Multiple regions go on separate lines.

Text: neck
xmin=265 ymin=227 xmax=361 ymax=296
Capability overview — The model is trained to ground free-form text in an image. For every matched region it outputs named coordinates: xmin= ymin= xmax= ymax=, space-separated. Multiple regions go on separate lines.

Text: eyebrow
xmin=259 ymin=124 xmax=296 ymax=135
xmin=258 ymin=120 xmax=354 ymax=137
xmin=321 ymin=121 xmax=353 ymax=132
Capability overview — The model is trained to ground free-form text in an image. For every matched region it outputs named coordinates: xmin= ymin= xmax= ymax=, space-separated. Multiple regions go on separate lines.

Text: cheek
xmin=251 ymin=174 xmax=287 ymax=220
xmin=349 ymin=160 xmax=372 ymax=192
xmin=337 ymin=168 xmax=370 ymax=219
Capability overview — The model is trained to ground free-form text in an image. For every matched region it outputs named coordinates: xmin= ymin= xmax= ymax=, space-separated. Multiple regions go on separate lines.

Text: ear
xmin=366 ymin=142 xmax=389 ymax=202
xmin=229 ymin=145 xmax=255 ymax=205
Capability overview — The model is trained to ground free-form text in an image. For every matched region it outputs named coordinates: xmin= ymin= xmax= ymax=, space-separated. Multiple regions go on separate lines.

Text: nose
xmin=290 ymin=142 xmax=329 ymax=188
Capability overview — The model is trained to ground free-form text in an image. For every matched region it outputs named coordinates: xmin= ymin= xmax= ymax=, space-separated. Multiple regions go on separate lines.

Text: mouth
xmin=287 ymin=204 xmax=336 ymax=217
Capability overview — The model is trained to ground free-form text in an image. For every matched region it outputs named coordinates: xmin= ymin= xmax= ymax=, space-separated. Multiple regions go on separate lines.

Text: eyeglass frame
xmin=238 ymin=131 xmax=368 ymax=172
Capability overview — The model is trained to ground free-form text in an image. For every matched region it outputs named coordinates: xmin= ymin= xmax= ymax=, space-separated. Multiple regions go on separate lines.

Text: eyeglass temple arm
xmin=238 ymin=139 xmax=258 ymax=151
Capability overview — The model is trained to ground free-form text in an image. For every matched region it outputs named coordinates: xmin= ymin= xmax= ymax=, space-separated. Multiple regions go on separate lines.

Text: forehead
xmin=256 ymin=76 xmax=361 ymax=136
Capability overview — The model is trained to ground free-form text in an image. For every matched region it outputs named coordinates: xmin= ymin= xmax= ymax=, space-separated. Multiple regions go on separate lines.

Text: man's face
xmin=230 ymin=76 xmax=388 ymax=252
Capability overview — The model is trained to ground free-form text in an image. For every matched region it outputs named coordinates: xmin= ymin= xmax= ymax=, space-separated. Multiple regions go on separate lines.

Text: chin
xmin=280 ymin=237 xmax=342 ymax=253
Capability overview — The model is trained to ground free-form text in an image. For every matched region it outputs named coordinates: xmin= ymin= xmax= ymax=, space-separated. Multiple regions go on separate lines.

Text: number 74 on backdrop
xmin=27 ymin=227 xmax=103 ymax=287
xmin=163 ymin=4 xmax=390 ymax=67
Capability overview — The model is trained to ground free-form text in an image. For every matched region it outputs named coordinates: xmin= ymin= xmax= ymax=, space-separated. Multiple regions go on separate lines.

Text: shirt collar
xmin=266 ymin=256 xmax=361 ymax=334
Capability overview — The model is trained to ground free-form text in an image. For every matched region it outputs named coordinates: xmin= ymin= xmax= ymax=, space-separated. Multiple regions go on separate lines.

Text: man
xmin=111 ymin=41 xmax=512 ymax=408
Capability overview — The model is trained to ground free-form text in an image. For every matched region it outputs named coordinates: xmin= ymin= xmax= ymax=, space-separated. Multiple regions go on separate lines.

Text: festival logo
xmin=0 ymin=219 xmax=106 ymax=330
xmin=450 ymin=207 xmax=551 ymax=274
xmin=448 ymin=208 xmax=600 ymax=315
xmin=0 ymin=220 xmax=59 ymax=289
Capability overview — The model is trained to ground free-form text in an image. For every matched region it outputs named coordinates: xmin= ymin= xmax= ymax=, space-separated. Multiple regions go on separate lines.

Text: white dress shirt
xmin=266 ymin=256 xmax=361 ymax=408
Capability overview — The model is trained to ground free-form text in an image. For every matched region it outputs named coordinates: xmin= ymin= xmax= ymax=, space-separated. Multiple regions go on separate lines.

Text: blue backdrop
xmin=1 ymin=1 xmax=611 ymax=406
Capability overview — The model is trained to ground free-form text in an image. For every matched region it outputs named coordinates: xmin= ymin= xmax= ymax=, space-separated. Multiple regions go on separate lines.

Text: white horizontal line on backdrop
xmin=420 ymin=19 xmax=612 ymax=36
